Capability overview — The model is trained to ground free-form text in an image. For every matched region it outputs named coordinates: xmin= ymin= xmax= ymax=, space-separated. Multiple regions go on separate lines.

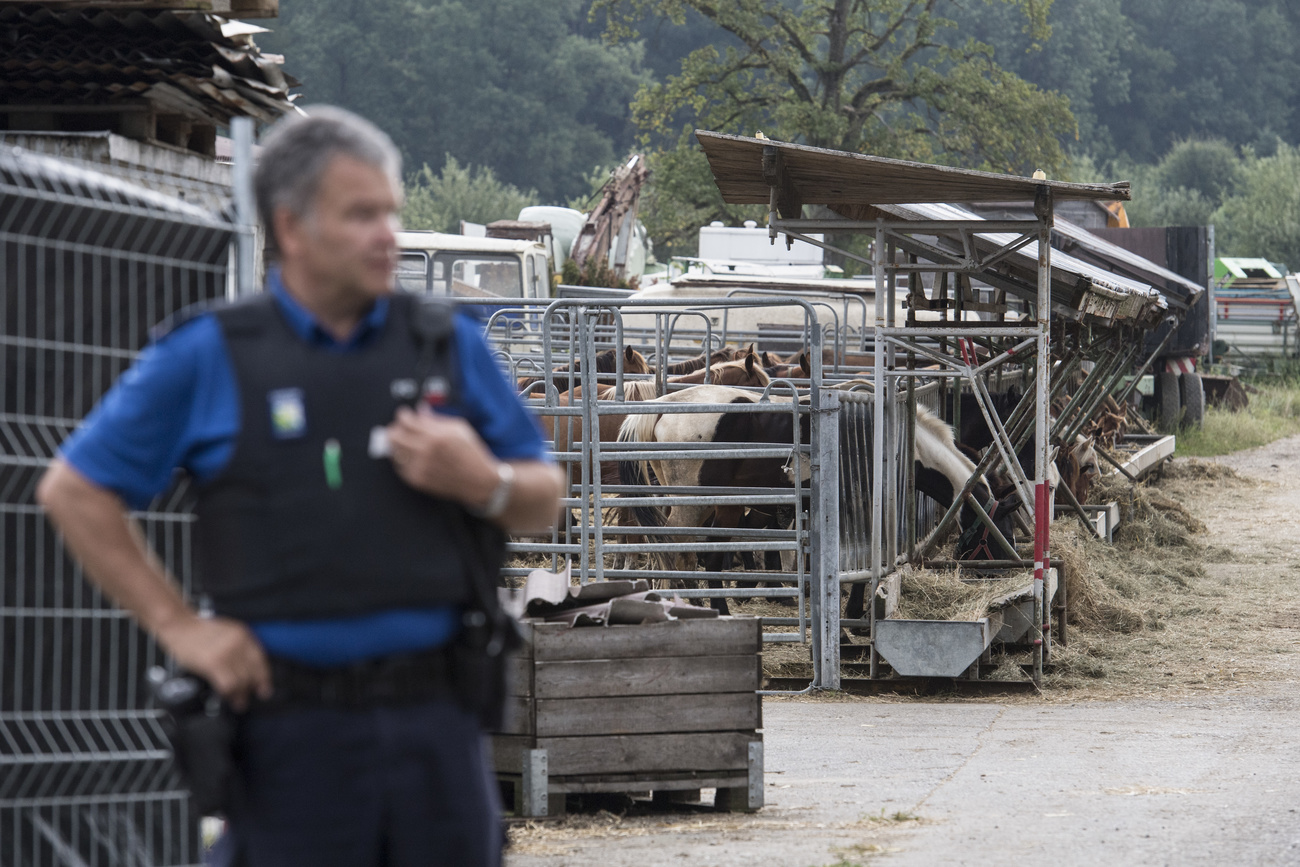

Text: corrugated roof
xmin=1051 ymin=218 xmax=1204 ymax=304
xmin=695 ymin=131 xmax=1130 ymax=207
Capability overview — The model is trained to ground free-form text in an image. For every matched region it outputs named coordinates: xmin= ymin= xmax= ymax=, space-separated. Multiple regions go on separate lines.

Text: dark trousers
xmin=209 ymin=697 xmax=502 ymax=867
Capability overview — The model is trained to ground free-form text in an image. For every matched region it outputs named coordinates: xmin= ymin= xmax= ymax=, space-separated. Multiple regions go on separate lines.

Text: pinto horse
xmin=537 ymin=350 xmax=771 ymax=488
xmin=620 ymin=391 xmax=1019 ymax=615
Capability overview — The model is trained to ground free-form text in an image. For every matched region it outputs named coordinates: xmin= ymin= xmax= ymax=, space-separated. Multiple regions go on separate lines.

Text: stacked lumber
xmin=0 ymin=5 xmax=294 ymax=154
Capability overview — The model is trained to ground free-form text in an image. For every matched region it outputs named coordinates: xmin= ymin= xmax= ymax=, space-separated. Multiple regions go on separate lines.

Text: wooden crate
xmin=492 ymin=617 xmax=764 ymax=817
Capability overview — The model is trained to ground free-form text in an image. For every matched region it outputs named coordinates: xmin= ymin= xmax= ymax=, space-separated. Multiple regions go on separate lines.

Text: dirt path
xmin=505 ymin=436 xmax=1300 ymax=866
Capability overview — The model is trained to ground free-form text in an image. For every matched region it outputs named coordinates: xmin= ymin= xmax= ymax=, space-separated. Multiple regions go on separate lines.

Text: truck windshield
xmin=435 ymin=253 xmax=523 ymax=298
xmin=396 ymin=251 xmax=524 ymax=298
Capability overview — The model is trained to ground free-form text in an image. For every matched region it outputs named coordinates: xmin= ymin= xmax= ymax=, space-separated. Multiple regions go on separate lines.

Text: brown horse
xmin=516 ymin=345 xmax=651 ymax=393
xmin=538 ymin=379 xmax=661 ymax=487
xmin=656 ymin=346 xmax=743 ymax=377
xmin=667 ymin=347 xmax=771 ymax=388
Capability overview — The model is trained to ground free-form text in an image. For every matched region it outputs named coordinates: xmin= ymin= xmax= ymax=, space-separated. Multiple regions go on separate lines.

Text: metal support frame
xmin=767 ymin=190 xmax=1060 ymax=687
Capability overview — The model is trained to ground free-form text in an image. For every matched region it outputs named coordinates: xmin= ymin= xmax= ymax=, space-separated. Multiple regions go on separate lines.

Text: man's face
xmin=279 ymin=154 xmax=400 ymax=303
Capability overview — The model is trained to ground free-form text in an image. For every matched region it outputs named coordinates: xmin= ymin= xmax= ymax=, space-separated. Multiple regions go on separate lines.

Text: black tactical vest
xmin=194 ymin=292 xmax=475 ymax=621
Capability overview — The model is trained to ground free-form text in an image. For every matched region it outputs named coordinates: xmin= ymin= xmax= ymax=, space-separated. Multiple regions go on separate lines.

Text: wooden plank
xmin=555 ymin=777 xmax=740 ymax=794
xmin=535 ymin=692 xmax=758 ymax=738
xmin=495 ymin=696 xmax=534 ymax=736
xmin=545 ymin=732 xmax=759 ymax=777
xmin=533 ymin=655 xmax=759 ymax=699
xmin=491 ymin=735 xmax=535 ymax=774
xmin=505 ymin=655 xmax=534 ymax=698
xmin=531 ymin=618 xmax=761 ymax=661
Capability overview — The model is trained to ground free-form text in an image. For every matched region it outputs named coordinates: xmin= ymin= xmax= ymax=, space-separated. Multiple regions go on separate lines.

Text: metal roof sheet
xmin=695 ymin=131 xmax=1131 ymax=207
xmin=877 ymin=201 xmax=1168 ymax=327
xmin=1050 ymin=218 xmax=1204 ymax=303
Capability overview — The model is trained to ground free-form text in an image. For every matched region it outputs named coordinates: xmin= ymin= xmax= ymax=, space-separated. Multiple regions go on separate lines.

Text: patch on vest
xmin=268 ymin=388 xmax=307 ymax=439
xmin=390 ymin=378 xmax=419 ymax=401
xmin=422 ymin=376 xmax=450 ymax=407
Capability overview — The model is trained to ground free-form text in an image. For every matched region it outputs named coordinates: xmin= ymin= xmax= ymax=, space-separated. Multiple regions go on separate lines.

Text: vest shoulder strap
xmin=209 ymin=293 xmax=278 ymax=339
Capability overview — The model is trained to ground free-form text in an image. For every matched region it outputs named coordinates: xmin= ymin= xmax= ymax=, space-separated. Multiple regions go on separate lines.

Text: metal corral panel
xmin=1 ymin=144 xmax=231 ymax=865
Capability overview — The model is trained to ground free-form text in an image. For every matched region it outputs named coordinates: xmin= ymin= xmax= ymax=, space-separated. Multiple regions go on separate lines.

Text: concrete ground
xmin=506 ymin=437 xmax=1300 ymax=867
xmin=507 ymin=693 xmax=1300 ymax=866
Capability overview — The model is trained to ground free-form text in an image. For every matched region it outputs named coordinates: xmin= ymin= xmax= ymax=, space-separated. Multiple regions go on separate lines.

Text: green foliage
xmin=593 ymin=0 xmax=1073 ymax=173
xmin=948 ymin=0 xmax=1300 ymax=164
xmin=401 ymin=156 xmax=537 ymax=233
xmin=638 ymin=144 xmax=765 ymax=260
xmin=1174 ymin=381 xmax=1300 ymax=457
xmin=1213 ymin=144 xmax=1300 ymax=270
xmin=1121 ymin=139 xmax=1242 ymax=229
xmin=947 ymin=0 xmax=1134 ymax=156
xmin=1157 ymin=140 xmax=1243 ymax=207
xmin=1090 ymin=139 xmax=1298 ymax=269
xmin=560 ymin=256 xmax=640 ymax=289
xmin=260 ymin=0 xmax=648 ymax=204
xmin=595 ymin=0 xmax=1075 ymax=259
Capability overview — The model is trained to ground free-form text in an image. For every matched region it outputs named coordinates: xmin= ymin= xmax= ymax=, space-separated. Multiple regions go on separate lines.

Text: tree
xmin=594 ymin=0 xmax=1075 ymax=174
xmin=594 ymin=0 xmax=1075 ymax=257
xmin=1214 ymin=144 xmax=1300 ymax=270
xmin=1110 ymin=0 xmax=1299 ymax=163
xmin=401 ymin=157 xmax=538 ymax=232
xmin=946 ymin=0 xmax=1135 ymax=162
xmin=1156 ymin=139 xmax=1243 ymax=208
xmin=259 ymin=0 xmax=649 ymax=203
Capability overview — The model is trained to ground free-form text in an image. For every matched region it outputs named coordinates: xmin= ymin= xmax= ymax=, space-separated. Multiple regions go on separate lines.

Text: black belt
xmin=258 ymin=646 xmax=454 ymax=710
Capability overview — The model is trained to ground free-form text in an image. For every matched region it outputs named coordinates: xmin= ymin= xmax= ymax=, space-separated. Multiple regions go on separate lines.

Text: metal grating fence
xmin=1 ymin=145 xmax=232 ymax=866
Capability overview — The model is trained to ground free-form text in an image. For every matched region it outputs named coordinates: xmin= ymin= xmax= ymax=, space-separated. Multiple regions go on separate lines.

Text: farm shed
xmin=480 ymin=134 xmax=1180 ymax=696
xmin=682 ymin=132 xmax=1167 ymax=685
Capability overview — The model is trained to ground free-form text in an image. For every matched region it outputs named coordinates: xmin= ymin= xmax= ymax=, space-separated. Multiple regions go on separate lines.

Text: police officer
xmin=37 ymin=107 xmax=563 ymax=866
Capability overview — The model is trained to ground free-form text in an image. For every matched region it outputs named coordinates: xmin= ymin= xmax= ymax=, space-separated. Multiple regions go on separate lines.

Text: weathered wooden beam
xmin=761 ymin=144 xmax=803 ymax=220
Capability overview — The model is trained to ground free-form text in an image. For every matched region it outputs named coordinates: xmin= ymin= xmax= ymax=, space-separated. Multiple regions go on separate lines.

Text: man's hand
xmin=386 ymin=406 xmax=499 ymax=507
xmin=386 ymin=406 xmax=564 ymax=532
xmin=38 ymin=460 xmax=276 ymax=710
xmin=155 ymin=614 xmax=272 ymax=712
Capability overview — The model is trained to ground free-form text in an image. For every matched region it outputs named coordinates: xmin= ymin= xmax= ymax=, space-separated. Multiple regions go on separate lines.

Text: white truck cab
xmin=396 ymin=231 xmax=551 ymax=300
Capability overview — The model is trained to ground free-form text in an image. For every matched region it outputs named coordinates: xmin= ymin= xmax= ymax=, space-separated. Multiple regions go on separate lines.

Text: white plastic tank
xmin=518 ymin=206 xmax=584 ymax=274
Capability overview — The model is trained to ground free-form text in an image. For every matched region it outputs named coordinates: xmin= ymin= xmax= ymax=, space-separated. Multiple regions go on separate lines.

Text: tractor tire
xmin=1157 ymin=371 xmax=1181 ymax=432
xmin=1180 ymin=371 xmax=1205 ymax=429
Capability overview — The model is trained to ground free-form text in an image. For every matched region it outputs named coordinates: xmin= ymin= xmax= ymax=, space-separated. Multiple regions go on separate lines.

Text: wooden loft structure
xmin=0 ymin=2 xmax=293 ymax=156
xmin=0 ymin=0 xmax=277 ymax=17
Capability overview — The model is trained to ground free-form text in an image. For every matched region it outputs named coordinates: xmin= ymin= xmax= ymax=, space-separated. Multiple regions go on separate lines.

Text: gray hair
xmin=254 ymin=106 xmax=402 ymax=252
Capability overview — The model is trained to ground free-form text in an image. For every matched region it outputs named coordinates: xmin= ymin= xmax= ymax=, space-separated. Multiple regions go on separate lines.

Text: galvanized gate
xmin=0 ymin=145 xmax=232 ymax=866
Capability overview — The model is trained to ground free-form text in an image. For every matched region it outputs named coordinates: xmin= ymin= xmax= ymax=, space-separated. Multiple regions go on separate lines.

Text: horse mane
xmin=915 ymin=404 xmax=959 ymax=450
xmin=914 ymin=405 xmax=986 ymax=503
xmin=622 ymin=380 xmax=661 ymax=401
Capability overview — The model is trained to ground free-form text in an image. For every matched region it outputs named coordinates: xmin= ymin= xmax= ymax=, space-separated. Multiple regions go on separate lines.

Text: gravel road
xmin=506 ymin=435 xmax=1300 ymax=866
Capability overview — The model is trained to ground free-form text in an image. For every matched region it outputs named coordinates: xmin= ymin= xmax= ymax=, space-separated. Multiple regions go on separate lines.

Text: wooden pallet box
xmin=491 ymin=617 xmax=764 ymax=817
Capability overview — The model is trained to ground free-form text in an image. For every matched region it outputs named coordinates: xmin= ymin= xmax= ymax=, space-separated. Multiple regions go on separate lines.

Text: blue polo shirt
xmin=60 ymin=270 xmax=546 ymax=667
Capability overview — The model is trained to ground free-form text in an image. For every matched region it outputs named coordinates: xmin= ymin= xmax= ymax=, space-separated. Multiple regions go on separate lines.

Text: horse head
xmin=955 ymin=488 xmax=1021 ymax=561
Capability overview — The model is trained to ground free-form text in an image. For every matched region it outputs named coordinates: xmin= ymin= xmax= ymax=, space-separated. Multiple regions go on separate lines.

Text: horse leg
xmin=738 ymin=505 xmax=796 ymax=606
xmin=665 ymin=503 xmax=725 ymax=613
xmin=701 ymin=505 xmax=746 ymax=616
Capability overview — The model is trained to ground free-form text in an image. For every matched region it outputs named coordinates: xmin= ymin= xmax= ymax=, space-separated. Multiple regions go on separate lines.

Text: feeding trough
xmin=874 ymin=569 xmax=1058 ymax=678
